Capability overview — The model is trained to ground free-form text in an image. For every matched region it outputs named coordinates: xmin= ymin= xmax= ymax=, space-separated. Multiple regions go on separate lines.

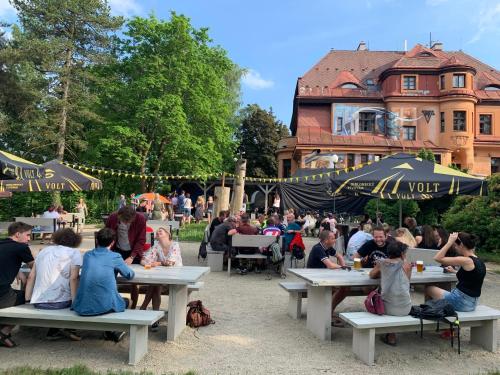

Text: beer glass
xmin=354 ymin=258 xmax=362 ymax=270
xmin=416 ymin=260 xmax=424 ymax=273
xmin=144 ymin=264 xmax=151 ymax=270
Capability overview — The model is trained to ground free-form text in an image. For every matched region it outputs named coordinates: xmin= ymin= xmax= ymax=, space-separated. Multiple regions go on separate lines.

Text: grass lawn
xmin=0 ymin=366 xmax=196 ymax=375
xmin=477 ymin=250 xmax=500 ymax=264
xmin=177 ymin=222 xmax=206 ymax=242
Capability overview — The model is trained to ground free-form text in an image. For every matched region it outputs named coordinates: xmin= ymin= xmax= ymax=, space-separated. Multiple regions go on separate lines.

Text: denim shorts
xmin=443 ymin=288 xmax=478 ymax=312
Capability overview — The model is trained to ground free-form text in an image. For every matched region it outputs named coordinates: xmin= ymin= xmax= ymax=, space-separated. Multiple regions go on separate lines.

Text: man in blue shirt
xmin=72 ymin=228 xmax=135 ymax=342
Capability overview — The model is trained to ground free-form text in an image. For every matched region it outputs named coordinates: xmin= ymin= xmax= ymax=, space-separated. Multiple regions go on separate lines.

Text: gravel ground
xmin=1 ymin=234 xmax=499 ymax=375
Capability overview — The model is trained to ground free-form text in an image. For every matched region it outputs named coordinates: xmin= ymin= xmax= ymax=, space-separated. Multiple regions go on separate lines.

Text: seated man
xmin=235 ymin=213 xmax=259 ymax=274
xmin=353 ymin=226 xmax=393 ymax=268
xmin=72 ymin=228 xmax=135 ymax=342
xmin=209 ymin=215 xmax=237 ymax=255
xmin=0 ymin=222 xmax=34 ymax=348
xmin=307 ymin=230 xmax=348 ymax=327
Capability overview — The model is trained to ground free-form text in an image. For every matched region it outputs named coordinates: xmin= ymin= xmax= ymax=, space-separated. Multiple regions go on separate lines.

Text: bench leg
xmin=306 ymin=286 xmax=332 ymax=341
xmin=129 ymin=325 xmax=148 ymax=365
xmin=352 ymin=328 xmax=376 ymax=365
xmin=167 ymin=284 xmax=188 ymax=342
xmin=470 ymin=320 xmax=497 ymax=352
xmin=228 ymin=256 xmax=231 ymax=277
xmin=287 ymin=292 xmax=302 ymax=319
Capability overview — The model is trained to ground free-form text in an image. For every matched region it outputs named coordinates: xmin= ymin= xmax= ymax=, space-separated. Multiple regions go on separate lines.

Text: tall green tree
xmin=237 ymin=104 xmax=289 ymax=177
xmin=88 ymin=13 xmax=242 ymax=192
xmin=6 ymin=0 xmax=123 ymax=160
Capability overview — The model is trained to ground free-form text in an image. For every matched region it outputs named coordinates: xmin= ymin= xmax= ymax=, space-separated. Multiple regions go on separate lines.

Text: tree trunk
xmin=56 ymin=43 xmax=74 ymax=161
xmin=139 ymin=141 xmax=153 ymax=193
xmin=148 ymin=137 xmax=169 ymax=191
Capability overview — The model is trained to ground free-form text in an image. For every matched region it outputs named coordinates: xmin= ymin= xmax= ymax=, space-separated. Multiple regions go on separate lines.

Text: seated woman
xmin=417 ymin=224 xmax=439 ymax=249
xmin=426 ymin=232 xmax=485 ymax=312
xmin=369 ymin=241 xmax=412 ymax=346
xmin=395 ymin=227 xmax=417 ymax=248
xmin=25 ymin=228 xmax=82 ymax=341
xmin=140 ymin=227 xmax=182 ymax=330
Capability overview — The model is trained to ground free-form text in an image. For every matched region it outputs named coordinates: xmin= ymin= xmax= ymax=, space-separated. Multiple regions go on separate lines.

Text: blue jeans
xmin=443 ymin=288 xmax=478 ymax=312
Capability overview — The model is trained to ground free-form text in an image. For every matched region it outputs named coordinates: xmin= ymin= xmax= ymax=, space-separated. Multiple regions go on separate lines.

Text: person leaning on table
xmin=426 ymin=232 xmax=486 ymax=312
xmin=0 ymin=222 xmax=34 ymax=348
xmin=72 ymin=227 xmax=135 ymax=343
xmin=306 ymin=229 xmax=349 ymax=327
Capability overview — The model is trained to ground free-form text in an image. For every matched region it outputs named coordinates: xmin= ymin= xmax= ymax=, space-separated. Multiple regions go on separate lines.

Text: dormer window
xmin=366 ymin=79 xmax=375 ymax=86
xmin=403 ymin=75 xmax=417 ymax=90
xmin=484 ymin=85 xmax=500 ymax=91
xmin=419 ymin=52 xmax=432 ymax=57
xmin=341 ymin=83 xmax=359 ymax=89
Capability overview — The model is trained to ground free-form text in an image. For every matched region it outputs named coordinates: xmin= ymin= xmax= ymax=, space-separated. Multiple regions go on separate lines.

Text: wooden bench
xmin=229 ymin=234 xmax=278 ymax=276
xmin=15 ymin=217 xmax=58 ymax=240
xmin=340 ymin=305 xmax=500 ymax=365
xmin=280 ymin=281 xmax=367 ymax=320
xmin=0 ymin=304 xmax=164 ymax=365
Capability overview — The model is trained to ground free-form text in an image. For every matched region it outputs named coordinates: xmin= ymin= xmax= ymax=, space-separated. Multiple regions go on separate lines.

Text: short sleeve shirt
xmin=357 ymin=239 xmax=390 ymax=268
xmin=31 ymin=245 xmax=82 ymax=304
xmin=307 ymin=242 xmax=336 ymax=269
xmin=0 ymin=238 xmax=34 ymax=296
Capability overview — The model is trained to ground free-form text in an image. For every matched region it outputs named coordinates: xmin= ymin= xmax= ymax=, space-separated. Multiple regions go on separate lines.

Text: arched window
xmin=484 ymin=85 xmax=500 ymax=91
xmin=341 ymin=83 xmax=359 ymax=89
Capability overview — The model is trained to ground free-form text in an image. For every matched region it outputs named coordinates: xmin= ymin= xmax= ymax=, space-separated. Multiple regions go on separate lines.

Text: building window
xmin=360 ymin=154 xmax=369 ymax=163
xmin=337 ymin=117 xmax=343 ymax=133
xmin=492 ymin=158 xmax=500 ymax=174
xmin=434 ymin=154 xmax=442 ymax=164
xmin=453 ymin=111 xmax=466 ymax=131
xmin=440 ymin=112 xmax=445 ymax=132
xmin=341 ymin=83 xmax=359 ymax=89
xmin=453 ymin=74 xmax=465 ymax=88
xmin=440 ymin=75 xmax=445 ymax=90
xmin=402 ymin=126 xmax=416 ymax=140
xmin=283 ymin=159 xmax=291 ymax=178
xmin=359 ymin=112 xmax=375 ymax=132
xmin=479 ymin=114 xmax=492 ymax=135
xmin=403 ymin=75 xmax=416 ymax=90
xmin=347 ymin=153 xmax=355 ymax=168
xmin=484 ymin=85 xmax=500 ymax=91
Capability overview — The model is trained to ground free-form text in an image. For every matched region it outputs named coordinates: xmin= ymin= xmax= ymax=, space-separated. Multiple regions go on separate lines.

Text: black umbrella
xmin=0 ymin=150 xmax=45 ymax=180
xmin=0 ymin=160 xmax=102 ymax=192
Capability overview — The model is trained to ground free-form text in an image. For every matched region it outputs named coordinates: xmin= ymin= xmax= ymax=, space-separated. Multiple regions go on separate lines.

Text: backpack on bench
xmin=410 ymin=299 xmax=461 ymax=354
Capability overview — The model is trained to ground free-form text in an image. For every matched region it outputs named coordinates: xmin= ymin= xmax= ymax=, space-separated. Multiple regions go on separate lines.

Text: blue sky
xmin=1 ymin=0 xmax=500 ymax=127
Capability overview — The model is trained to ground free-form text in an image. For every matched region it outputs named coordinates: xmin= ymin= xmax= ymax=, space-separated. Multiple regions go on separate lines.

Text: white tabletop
xmin=287 ymin=266 xmax=456 ymax=287
xmin=119 ymin=265 xmax=210 ymax=285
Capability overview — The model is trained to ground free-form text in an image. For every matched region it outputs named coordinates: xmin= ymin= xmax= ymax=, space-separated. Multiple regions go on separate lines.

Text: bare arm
xmin=335 ymin=253 xmax=346 ymax=267
xmin=434 ymin=232 xmax=474 ymax=269
xmin=24 ymin=263 xmax=37 ymax=301
xmin=323 ymin=258 xmax=342 ymax=269
xmin=415 ymin=235 xmax=423 ymax=245
xmin=69 ymin=266 xmax=80 ymax=301
xmin=369 ymin=262 xmax=381 ymax=279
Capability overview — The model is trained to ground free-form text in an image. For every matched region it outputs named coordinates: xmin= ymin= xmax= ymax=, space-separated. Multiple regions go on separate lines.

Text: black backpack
xmin=410 ymin=299 xmax=461 ymax=353
xmin=198 ymin=241 xmax=207 ymax=261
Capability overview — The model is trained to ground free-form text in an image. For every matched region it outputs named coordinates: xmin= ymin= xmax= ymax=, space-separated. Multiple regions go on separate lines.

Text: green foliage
xmin=0 ymin=365 xmax=197 ymax=375
xmin=417 ymin=148 xmax=435 ymax=162
xmin=442 ymin=173 xmax=500 ymax=252
xmin=178 ymin=222 xmax=206 ymax=242
xmin=364 ymin=199 xmax=419 ymax=228
xmin=237 ymin=104 xmax=290 ymax=177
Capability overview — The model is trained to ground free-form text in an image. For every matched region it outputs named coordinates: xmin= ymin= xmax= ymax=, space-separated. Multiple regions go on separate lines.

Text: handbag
xmin=186 ymin=300 xmax=215 ymax=328
xmin=364 ymin=288 xmax=385 ymax=315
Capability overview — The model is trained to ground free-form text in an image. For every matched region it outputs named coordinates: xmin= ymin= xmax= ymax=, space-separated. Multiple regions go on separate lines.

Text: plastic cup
xmin=416 ymin=261 xmax=424 ymax=273
xmin=144 ymin=264 xmax=151 ymax=270
xmin=354 ymin=258 xmax=361 ymax=270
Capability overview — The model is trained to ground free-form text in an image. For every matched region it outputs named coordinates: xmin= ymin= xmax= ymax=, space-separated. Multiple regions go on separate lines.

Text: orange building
xmin=277 ymin=42 xmax=500 ymax=178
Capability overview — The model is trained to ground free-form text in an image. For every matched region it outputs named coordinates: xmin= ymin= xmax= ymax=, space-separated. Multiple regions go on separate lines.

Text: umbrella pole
xmin=399 ymin=199 xmax=402 ymax=228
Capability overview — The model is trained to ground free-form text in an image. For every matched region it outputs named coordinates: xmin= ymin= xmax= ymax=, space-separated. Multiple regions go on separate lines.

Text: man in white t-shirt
xmin=40 ymin=205 xmax=60 ymax=243
xmin=183 ymin=193 xmax=192 ymax=225
xmin=25 ymin=228 xmax=83 ymax=341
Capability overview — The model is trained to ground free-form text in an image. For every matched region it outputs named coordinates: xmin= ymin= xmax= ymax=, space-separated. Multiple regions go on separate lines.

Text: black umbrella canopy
xmin=0 ymin=160 xmax=102 ymax=192
xmin=329 ymin=153 xmax=487 ymax=200
xmin=0 ymin=150 xmax=45 ymax=180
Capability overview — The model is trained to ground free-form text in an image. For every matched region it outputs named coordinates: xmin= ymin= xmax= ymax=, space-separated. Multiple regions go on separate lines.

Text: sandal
xmin=0 ymin=332 xmax=17 ymax=348
xmin=380 ymin=334 xmax=397 ymax=346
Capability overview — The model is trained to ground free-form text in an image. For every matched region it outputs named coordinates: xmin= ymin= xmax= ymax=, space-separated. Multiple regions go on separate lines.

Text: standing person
xmin=183 ymin=193 xmax=193 ymax=225
xmin=426 ymin=232 xmax=486 ymax=312
xmin=306 ymin=230 xmax=348 ymax=326
xmin=272 ymin=193 xmax=281 ymax=213
xmin=177 ymin=190 xmax=185 ymax=214
xmin=418 ymin=224 xmax=439 ymax=249
xmin=117 ymin=194 xmax=127 ymax=210
xmin=72 ymin=228 xmax=135 ymax=343
xmin=0 ymin=222 xmax=34 ymax=348
xmin=195 ymin=196 xmax=205 ymax=224
xmin=75 ymin=198 xmax=88 ymax=234
xmin=171 ymin=192 xmax=178 ymax=215
xmin=206 ymin=196 xmax=214 ymax=224
xmin=41 ymin=205 xmax=60 ymax=244
xmin=130 ymin=194 xmax=139 ymax=210
xmin=151 ymin=193 xmax=164 ymax=220
xmin=24 ymin=228 xmax=83 ymax=341
xmin=106 ymin=206 xmax=146 ymax=309
xmin=140 ymin=227 xmax=183 ymax=329
xmin=369 ymin=241 xmax=412 ymax=346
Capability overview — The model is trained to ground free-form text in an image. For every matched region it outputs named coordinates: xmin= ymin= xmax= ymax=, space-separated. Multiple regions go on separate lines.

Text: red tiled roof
xmin=330 ymin=70 xmax=364 ymax=88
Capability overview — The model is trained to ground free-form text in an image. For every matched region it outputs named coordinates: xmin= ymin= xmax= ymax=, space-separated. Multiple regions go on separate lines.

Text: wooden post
xmin=230 ymin=159 xmax=246 ymax=215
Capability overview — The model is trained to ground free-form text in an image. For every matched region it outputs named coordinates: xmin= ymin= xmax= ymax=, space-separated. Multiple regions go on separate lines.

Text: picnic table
xmin=118 ymin=265 xmax=210 ymax=341
xmin=287 ymin=266 xmax=456 ymax=341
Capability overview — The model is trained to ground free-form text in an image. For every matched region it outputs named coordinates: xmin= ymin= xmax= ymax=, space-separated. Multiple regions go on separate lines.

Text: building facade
xmin=277 ymin=42 xmax=500 ymax=178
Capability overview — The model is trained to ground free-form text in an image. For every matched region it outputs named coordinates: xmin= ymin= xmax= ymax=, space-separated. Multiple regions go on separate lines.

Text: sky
xmin=1 ymin=0 xmax=500 ymax=128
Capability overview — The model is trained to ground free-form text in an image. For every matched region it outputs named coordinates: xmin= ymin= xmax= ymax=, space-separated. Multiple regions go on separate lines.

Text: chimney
xmin=431 ymin=42 xmax=443 ymax=51
xmin=357 ymin=41 xmax=367 ymax=51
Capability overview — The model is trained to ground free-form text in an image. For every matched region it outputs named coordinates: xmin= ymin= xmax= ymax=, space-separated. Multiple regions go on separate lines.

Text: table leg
xmin=167 ymin=284 xmax=188 ymax=341
xmin=306 ymin=286 xmax=332 ymax=341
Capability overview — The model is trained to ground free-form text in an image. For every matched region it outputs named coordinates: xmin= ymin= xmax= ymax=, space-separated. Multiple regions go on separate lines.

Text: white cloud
xmin=108 ymin=0 xmax=141 ymax=16
xmin=0 ymin=0 xmax=15 ymax=17
xmin=467 ymin=2 xmax=500 ymax=44
xmin=242 ymin=69 xmax=274 ymax=90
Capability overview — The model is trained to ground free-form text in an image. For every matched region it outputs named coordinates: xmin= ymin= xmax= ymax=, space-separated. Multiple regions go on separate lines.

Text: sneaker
xmin=46 ymin=329 xmax=65 ymax=341
xmin=104 ymin=331 xmax=126 ymax=343
xmin=62 ymin=329 xmax=82 ymax=341
xmin=151 ymin=322 xmax=160 ymax=332
xmin=241 ymin=268 xmax=248 ymax=275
